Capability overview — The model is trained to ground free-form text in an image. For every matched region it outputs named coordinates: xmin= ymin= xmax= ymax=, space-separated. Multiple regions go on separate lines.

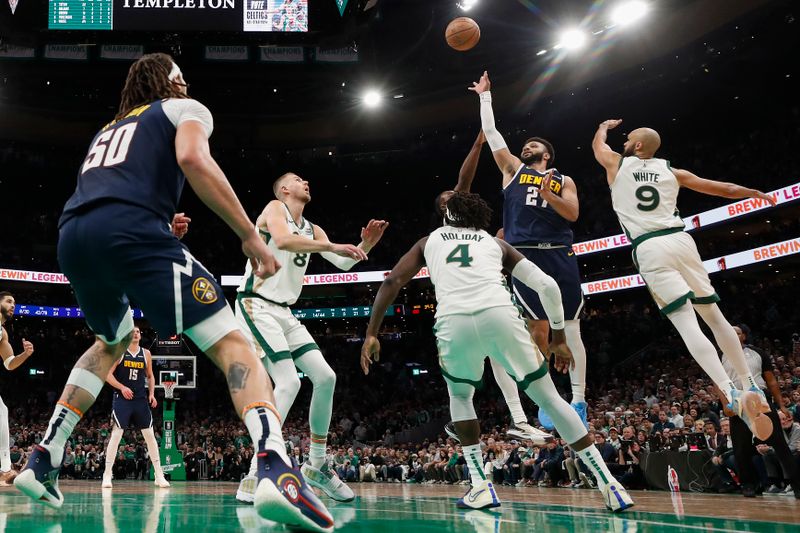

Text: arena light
xmin=557 ymin=28 xmax=588 ymax=51
xmin=458 ymin=0 xmax=478 ymax=11
xmin=610 ymin=1 xmax=649 ymax=27
xmin=362 ymin=89 xmax=382 ymax=108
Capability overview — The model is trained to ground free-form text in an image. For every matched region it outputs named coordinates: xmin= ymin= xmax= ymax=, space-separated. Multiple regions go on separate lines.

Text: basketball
xmin=446 ymin=17 xmax=480 ymax=51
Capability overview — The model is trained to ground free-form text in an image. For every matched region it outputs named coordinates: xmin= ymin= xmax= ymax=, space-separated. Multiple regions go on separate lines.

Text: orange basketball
xmin=446 ymin=17 xmax=480 ymax=51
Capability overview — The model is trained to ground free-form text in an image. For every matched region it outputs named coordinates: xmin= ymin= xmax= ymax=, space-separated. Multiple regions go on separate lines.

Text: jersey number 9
xmin=635 ymin=185 xmax=660 ymax=212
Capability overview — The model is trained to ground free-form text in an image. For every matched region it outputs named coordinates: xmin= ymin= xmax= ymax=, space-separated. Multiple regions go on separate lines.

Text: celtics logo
xmin=192 ymin=277 xmax=218 ymax=304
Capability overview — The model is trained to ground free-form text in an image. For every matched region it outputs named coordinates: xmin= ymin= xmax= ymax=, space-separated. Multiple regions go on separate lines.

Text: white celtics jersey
xmin=610 ymin=157 xmax=685 ymax=241
xmin=424 ymin=225 xmax=515 ymax=318
xmin=237 ymin=203 xmax=314 ymax=306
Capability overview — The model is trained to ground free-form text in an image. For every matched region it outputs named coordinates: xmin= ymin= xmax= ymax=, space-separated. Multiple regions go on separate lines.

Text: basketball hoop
xmin=163 ymin=380 xmax=177 ymax=400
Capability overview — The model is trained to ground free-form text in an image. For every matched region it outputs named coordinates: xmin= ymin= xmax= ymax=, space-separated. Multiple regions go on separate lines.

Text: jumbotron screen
xmin=48 ymin=0 xmax=308 ymax=32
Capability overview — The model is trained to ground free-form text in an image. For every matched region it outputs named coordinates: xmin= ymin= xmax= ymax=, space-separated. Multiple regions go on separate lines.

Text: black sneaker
xmin=444 ymin=421 xmax=460 ymax=443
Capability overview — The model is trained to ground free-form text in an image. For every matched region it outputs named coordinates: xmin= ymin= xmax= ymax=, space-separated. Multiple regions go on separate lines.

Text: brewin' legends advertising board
xmin=48 ymin=0 xmax=308 ymax=32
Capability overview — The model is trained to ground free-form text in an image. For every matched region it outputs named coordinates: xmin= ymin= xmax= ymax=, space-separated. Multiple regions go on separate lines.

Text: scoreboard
xmin=48 ymin=0 xmax=309 ymax=32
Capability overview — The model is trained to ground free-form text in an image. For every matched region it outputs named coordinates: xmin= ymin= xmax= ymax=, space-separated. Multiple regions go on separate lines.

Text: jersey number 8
xmin=82 ymin=123 xmax=139 ymax=174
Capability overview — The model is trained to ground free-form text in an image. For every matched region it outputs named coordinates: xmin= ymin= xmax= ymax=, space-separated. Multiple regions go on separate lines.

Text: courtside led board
xmin=48 ymin=0 xmax=308 ymax=31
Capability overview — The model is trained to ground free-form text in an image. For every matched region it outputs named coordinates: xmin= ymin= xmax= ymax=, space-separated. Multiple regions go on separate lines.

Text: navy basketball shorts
xmin=511 ymin=246 xmax=585 ymax=321
xmin=57 ymin=202 xmax=228 ymax=344
xmin=112 ymin=396 xmax=153 ymax=430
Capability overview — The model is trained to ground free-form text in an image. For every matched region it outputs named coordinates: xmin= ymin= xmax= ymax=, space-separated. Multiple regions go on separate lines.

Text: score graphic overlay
xmin=48 ymin=0 xmax=308 ymax=32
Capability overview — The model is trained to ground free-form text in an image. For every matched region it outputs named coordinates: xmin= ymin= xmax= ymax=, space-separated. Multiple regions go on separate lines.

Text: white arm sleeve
xmin=162 ymin=98 xmax=214 ymax=138
xmin=479 ymin=92 xmax=508 ymax=153
xmin=319 ymin=251 xmax=360 ymax=271
xmin=512 ymin=259 xmax=565 ymax=329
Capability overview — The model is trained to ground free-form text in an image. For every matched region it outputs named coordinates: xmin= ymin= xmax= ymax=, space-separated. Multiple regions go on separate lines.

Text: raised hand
xmin=21 ymin=338 xmax=34 ymax=356
xmin=360 ymin=219 xmax=389 ymax=249
xmin=600 ymin=119 xmax=623 ymax=130
xmin=468 ymin=71 xmax=491 ymax=94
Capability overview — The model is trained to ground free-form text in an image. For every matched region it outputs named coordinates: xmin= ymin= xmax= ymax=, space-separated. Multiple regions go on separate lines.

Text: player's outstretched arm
xmin=361 ymin=238 xmax=427 ymax=375
xmin=592 ymin=119 xmax=623 ymax=184
xmin=496 ymin=239 xmax=573 ymax=373
xmin=454 ymin=130 xmax=486 ymax=192
xmin=319 ymin=219 xmax=388 ymax=271
xmin=175 ymin=120 xmax=278 ymax=278
xmin=674 ymin=169 xmax=776 ymax=205
xmin=0 ymin=328 xmax=34 ymax=371
xmin=468 ymin=71 xmax=522 ymax=186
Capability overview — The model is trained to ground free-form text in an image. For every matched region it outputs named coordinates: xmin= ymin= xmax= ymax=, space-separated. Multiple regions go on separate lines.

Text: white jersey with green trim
xmin=610 ymin=156 xmax=685 ymax=241
xmin=424 ymin=225 xmax=515 ymax=319
xmin=236 ymin=203 xmax=314 ymax=306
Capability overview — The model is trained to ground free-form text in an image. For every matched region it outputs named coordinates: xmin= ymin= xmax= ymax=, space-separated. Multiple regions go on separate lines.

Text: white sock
xmin=489 ymin=358 xmax=526 ymax=425
xmin=309 ymin=439 xmax=327 ymax=469
xmin=667 ymin=303 xmax=736 ymax=404
xmin=141 ymin=427 xmax=164 ymax=478
xmin=463 ymin=444 xmax=486 ymax=486
xmin=0 ymin=397 xmax=11 ymax=472
xmin=694 ymin=303 xmax=758 ymax=390
xmin=243 ymin=402 xmax=290 ymax=466
xmin=41 ymin=402 xmax=81 ymax=467
xmin=577 ymin=445 xmax=615 ymax=492
xmin=104 ymin=426 xmax=124 ymax=477
xmin=565 ymin=321 xmax=587 ymax=404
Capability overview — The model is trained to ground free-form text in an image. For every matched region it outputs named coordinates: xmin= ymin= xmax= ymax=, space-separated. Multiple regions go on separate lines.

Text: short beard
xmin=622 ymin=145 xmax=636 ymax=157
xmin=520 ymin=152 xmax=543 ymax=165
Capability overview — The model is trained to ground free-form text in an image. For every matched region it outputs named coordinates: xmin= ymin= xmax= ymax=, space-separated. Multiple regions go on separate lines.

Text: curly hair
xmin=115 ymin=53 xmax=187 ymax=120
xmin=444 ymin=192 xmax=493 ymax=231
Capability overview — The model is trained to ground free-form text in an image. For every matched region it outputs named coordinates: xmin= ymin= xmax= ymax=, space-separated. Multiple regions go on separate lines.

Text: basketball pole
xmin=151 ymin=373 xmax=186 ymax=481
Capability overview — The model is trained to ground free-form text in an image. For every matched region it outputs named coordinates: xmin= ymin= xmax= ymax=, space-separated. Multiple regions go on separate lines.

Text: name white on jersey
xmin=424 ymin=226 xmax=515 ymax=318
xmin=237 ymin=203 xmax=314 ymax=306
xmin=610 ymin=157 xmax=685 ymax=241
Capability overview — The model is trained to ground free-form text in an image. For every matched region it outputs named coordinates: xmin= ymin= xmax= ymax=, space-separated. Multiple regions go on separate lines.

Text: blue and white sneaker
xmin=729 ymin=388 xmax=773 ymax=441
xmin=603 ymin=482 xmax=634 ymax=512
xmin=254 ymin=451 xmax=334 ymax=532
xmin=571 ymin=401 xmax=589 ymax=429
xmin=456 ymin=480 xmax=501 ymax=510
xmin=14 ymin=445 xmax=64 ymax=509
xmin=536 ymin=406 xmax=555 ymax=431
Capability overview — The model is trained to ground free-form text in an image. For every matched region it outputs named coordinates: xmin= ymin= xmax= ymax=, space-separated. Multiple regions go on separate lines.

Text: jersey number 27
xmin=82 ymin=123 xmax=138 ymax=174
xmin=525 ymin=187 xmax=549 ymax=209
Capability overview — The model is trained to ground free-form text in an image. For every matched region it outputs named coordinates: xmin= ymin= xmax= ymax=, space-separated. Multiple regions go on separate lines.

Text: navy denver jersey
xmin=60 ymin=99 xmax=185 ymax=228
xmin=502 ymin=165 xmax=573 ymax=247
xmin=113 ymin=347 xmax=148 ymax=399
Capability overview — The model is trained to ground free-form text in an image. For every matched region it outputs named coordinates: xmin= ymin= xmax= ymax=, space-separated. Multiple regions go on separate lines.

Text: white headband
xmin=168 ymin=62 xmax=182 ymax=82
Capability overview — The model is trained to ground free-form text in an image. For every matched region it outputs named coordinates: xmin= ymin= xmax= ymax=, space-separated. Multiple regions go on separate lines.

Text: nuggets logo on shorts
xmin=192 ymin=277 xmax=218 ymax=304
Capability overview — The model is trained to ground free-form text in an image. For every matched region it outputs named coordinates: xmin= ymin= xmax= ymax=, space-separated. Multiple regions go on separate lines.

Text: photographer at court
xmin=717 ymin=325 xmax=800 ymax=498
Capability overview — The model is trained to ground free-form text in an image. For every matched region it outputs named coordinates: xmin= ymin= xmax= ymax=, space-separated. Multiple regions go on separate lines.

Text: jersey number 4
xmin=525 ymin=187 xmax=549 ymax=209
xmin=82 ymin=123 xmax=138 ymax=174
xmin=446 ymin=244 xmax=473 ymax=267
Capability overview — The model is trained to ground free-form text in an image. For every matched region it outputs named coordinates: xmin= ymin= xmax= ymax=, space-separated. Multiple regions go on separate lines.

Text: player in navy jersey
xmin=15 ymin=53 xmax=334 ymax=531
xmin=469 ymin=71 xmax=590 ymax=429
xmin=101 ymin=326 xmax=169 ymax=489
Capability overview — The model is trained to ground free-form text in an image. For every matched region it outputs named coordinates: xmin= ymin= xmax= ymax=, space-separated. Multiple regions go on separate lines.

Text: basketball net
xmin=163 ymin=380 xmax=177 ymax=400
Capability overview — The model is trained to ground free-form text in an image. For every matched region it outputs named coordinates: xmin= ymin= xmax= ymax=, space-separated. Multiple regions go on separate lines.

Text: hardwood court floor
xmin=0 ymin=480 xmax=797 ymax=532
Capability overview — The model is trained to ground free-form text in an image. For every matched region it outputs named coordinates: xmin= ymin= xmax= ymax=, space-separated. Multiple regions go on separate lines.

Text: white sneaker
xmin=237 ymin=475 xmax=257 ymax=504
xmin=101 ymin=476 xmax=112 ymax=489
xmin=730 ymin=389 xmax=773 ymax=441
xmin=301 ymin=462 xmax=355 ymax=502
xmin=507 ymin=422 xmax=554 ymax=446
xmin=602 ymin=482 xmax=634 ymax=512
xmin=456 ymin=480 xmax=501 ymax=510
xmin=154 ymin=475 xmax=170 ymax=488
